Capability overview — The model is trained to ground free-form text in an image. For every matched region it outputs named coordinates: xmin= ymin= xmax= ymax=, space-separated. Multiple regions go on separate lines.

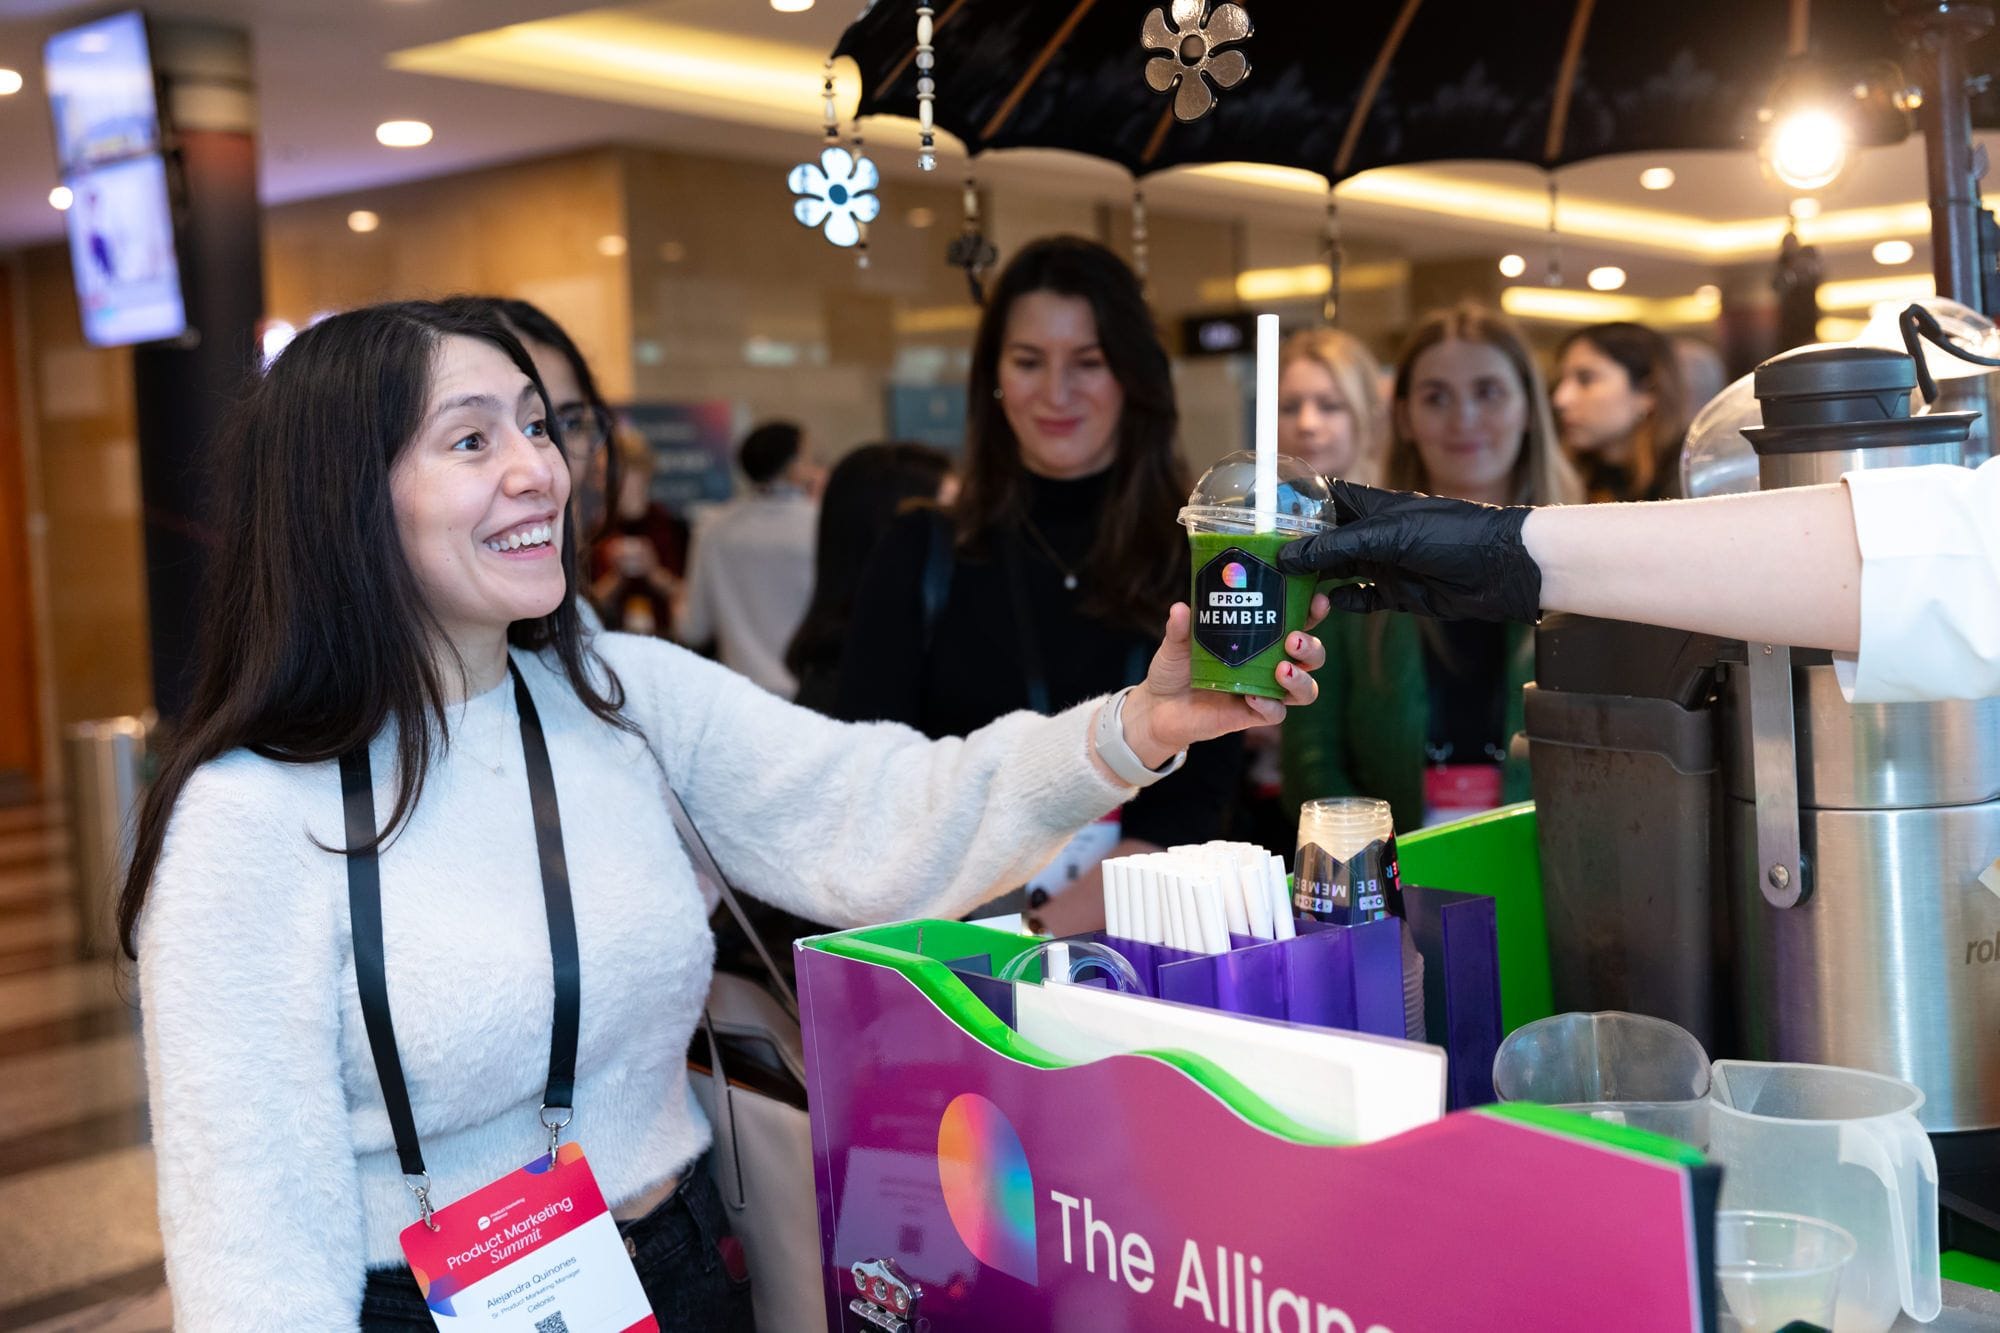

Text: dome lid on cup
xmin=1178 ymin=450 xmax=1333 ymax=537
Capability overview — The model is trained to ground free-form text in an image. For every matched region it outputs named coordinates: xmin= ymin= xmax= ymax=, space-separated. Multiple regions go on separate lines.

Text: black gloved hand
xmin=1277 ymin=480 xmax=1543 ymax=624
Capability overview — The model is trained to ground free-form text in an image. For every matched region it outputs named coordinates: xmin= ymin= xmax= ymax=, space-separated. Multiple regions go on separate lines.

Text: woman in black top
xmin=836 ymin=236 xmax=1245 ymax=934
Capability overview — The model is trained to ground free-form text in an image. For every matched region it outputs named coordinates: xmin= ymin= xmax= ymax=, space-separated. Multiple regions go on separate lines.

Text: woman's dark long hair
xmin=467 ymin=297 xmax=622 ymax=544
xmin=785 ymin=441 xmax=954 ymax=685
xmin=957 ymin=235 xmax=1188 ymax=634
xmin=116 ymin=300 xmax=631 ymax=958
xmin=1556 ymin=321 xmax=1688 ymax=502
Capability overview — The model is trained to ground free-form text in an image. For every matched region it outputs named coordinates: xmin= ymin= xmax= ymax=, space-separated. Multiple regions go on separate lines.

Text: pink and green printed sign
xmin=799 ymin=922 xmax=1715 ymax=1332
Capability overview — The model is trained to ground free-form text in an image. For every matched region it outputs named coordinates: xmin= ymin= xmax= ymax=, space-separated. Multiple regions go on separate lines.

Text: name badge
xmin=399 ymin=1143 xmax=656 ymax=1332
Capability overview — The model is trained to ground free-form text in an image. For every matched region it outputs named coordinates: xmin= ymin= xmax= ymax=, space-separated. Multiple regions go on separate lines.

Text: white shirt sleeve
xmin=1838 ymin=455 xmax=2000 ymax=702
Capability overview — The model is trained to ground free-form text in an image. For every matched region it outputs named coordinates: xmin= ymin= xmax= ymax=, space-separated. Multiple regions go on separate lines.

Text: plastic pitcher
xmin=1714 ymin=1210 xmax=1856 ymax=1333
xmin=1491 ymin=1010 xmax=1711 ymax=1145
xmin=1707 ymin=1061 xmax=1940 ymax=1331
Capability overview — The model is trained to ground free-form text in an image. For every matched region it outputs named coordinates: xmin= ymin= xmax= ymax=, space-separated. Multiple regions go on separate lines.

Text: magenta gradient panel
xmin=799 ymin=945 xmax=1708 ymax=1332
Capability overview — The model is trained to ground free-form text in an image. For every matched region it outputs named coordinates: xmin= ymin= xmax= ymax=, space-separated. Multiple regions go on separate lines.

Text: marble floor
xmin=0 ymin=798 xmax=170 ymax=1332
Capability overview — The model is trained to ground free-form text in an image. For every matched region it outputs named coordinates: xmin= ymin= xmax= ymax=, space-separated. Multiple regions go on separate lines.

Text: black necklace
xmin=1018 ymin=515 xmax=1080 ymax=591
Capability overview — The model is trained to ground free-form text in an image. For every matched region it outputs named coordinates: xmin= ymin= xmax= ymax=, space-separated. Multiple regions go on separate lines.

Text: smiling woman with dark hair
xmin=833 ymin=236 xmax=1279 ymax=936
xmin=122 ymin=298 xmax=1324 ymax=1330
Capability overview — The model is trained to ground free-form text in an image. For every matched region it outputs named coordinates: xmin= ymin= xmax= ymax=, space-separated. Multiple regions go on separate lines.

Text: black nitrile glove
xmin=1277 ymin=480 xmax=1543 ymax=624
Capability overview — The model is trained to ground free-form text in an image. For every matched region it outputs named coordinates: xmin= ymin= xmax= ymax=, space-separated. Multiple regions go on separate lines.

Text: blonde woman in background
xmin=1282 ymin=303 xmax=1583 ymax=831
xmin=1277 ymin=327 xmax=1386 ymax=483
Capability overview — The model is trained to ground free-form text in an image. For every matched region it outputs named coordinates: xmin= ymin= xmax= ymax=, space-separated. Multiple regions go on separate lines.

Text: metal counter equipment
xmin=1525 ymin=332 xmax=2000 ymax=1264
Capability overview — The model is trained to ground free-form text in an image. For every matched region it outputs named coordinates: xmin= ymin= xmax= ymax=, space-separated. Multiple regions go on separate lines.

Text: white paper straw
xmin=1047 ymin=941 xmax=1071 ymax=983
xmin=1194 ymin=879 xmax=1231 ymax=954
xmin=1216 ymin=854 xmax=1251 ymax=937
xmin=1240 ymin=846 xmax=1275 ymax=940
xmin=1269 ymin=854 xmax=1297 ymax=940
xmin=1103 ymin=860 xmax=1125 ymax=939
xmin=1255 ymin=312 xmax=1279 ymax=533
xmin=1141 ymin=864 xmax=1165 ymax=945
xmin=1163 ymin=869 xmax=1188 ymax=950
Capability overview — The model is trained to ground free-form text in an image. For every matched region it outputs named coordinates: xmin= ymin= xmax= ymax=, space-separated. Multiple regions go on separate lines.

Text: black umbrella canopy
xmin=834 ymin=0 xmax=2000 ymax=182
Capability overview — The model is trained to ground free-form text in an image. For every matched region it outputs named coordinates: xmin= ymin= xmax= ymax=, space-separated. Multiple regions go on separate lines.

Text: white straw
xmin=1268 ymin=855 xmax=1297 ymax=940
xmin=1255 ymin=312 xmax=1279 ymax=533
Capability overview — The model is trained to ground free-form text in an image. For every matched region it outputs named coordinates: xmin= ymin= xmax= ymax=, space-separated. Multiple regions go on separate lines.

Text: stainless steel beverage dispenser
xmin=1723 ymin=343 xmax=2000 ymax=1135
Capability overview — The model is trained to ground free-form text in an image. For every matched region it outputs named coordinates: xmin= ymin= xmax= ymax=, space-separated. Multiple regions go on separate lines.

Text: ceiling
xmin=0 ymin=0 xmax=1995 ymax=299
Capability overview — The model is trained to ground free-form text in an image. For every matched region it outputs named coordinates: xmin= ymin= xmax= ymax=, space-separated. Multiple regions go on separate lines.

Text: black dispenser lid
xmin=1741 ymin=343 xmax=1976 ymax=455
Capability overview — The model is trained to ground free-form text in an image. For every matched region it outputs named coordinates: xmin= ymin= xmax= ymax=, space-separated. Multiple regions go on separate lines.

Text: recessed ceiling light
xmin=658 ymin=240 xmax=687 ymax=263
xmin=1639 ymin=167 xmax=1675 ymax=191
xmin=770 ymin=0 xmax=814 ymax=10
xmin=1696 ymin=284 xmax=1721 ymax=303
xmin=375 ymin=119 xmax=433 ymax=148
xmin=906 ymin=207 xmax=935 ymax=229
xmin=346 ymin=209 xmax=380 ymax=233
xmin=1587 ymin=266 xmax=1627 ymax=291
xmin=1789 ymin=197 xmax=1822 ymax=221
xmin=48 ymin=185 xmax=72 ymax=211
xmin=0 ymin=69 xmax=23 ymax=96
xmin=1872 ymin=239 xmax=1915 ymax=265
xmin=1497 ymin=253 xmax=1527 ymax=278
xmin=596 ymin=234 xmax=628 ymax=257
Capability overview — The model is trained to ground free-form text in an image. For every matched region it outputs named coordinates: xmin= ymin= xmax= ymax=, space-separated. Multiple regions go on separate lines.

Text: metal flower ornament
xmin=790 ymin=145 xmax=881 ymax=249
xmin=1142 ymin=0 xmax=1253 ymax=123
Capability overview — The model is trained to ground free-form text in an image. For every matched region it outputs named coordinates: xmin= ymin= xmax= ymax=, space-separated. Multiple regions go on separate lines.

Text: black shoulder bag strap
xmin=919 ymin=508 xmax=955 ymax=656
xmin=341 ymin=658 xmax=580 ymax=1230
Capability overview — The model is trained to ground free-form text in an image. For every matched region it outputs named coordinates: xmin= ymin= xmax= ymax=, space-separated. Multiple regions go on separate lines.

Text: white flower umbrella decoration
xmin=789 ymin=145 xmax=881 ymax=248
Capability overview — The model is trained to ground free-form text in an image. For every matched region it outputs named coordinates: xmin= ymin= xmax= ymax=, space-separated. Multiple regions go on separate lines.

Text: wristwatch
xmin=1093 ymin=686 xmax=1189 ymax=788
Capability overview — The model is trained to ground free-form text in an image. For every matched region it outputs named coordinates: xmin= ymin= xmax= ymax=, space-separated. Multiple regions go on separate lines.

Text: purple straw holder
xmin=1145 ymin=918 xmax=1406 ymax=1038
xmin=1401 ymin=886 xmax=1503 ymax=1108
xmin=1083 ymin=931 xmax=1207 ymax=998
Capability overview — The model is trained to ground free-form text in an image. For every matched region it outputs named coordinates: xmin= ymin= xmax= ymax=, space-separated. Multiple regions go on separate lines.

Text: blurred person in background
xmin=787 ymin=441 xmax=956 ymax=714
xmin=1277 ymin=326 xmax=1387 ymax=484
xmin=674 ymin=420 xmax=821 ymax=697
xmin=590 ymin=425 xmax=687 ymax=636
xmin=1674 ymin=333 xmax=1729 ymax=417
xmin=1283 ymin=302 xmax=1584 ymax=831
xmin=713 ymin=440 xmax=959 ymax=983
xmin=1551 ymin=321 xmax=1689 ymax=502
xmin=835 ymin=236 xmax=1259 ymax=935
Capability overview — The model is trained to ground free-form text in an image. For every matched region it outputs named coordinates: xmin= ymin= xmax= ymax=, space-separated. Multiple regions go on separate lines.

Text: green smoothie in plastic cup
xmin=1177 ymin=451 xmax=1332 ymax=700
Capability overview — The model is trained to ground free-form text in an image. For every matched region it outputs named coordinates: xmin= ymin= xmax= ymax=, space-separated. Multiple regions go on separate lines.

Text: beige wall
xmin=17 ymin=244 xmax=150 ymax=728
xmin=263 ymin=147 xmax=634 ymax=399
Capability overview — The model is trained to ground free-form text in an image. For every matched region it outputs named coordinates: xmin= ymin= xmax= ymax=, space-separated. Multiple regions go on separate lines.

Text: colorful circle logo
xmin=1222 ymin=561 xmax=1249 ymax=589
xmin=937 ymin=1092 xmax=1037 ymax=1284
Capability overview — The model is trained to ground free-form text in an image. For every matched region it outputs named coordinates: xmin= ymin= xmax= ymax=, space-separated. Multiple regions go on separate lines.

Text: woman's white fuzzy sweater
xmin=138 ymin=633 xmax=1128 ymax=1329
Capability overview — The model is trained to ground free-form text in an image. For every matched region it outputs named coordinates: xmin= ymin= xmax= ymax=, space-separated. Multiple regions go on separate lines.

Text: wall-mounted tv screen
xmin=45 ymin=11 xmax=186 ymax=347
xmin=63 ymin=155 xmax=188 ymax=347
xmin=45 ymin=11 xmax=163 ymax=176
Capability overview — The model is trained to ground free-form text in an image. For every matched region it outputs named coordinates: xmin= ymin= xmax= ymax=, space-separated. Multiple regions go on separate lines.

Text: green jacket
xmin=1280 ymin=612 xmax=1535 ymax=834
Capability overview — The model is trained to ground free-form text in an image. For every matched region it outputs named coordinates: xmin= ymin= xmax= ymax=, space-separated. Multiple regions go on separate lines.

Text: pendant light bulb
xmin=1768 ymin=109 xmax=1849 ymax=191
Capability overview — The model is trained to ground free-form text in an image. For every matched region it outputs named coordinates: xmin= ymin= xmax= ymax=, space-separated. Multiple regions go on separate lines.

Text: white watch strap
xmin=1094 ymin=686 xmax=1188 ymax=788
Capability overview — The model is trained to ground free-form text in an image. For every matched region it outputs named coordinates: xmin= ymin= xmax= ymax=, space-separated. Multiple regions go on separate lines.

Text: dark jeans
xmin=360 ymin=1156 xmax=754 ymax=1332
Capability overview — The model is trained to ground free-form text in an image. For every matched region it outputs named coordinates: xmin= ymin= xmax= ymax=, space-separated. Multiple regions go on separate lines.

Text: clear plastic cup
xmin=1492 ymin=1010 xmax=1711 ymax=1147
xmin=1292 ymin=796 xmax=1400 ymax=925
xmin=1177 ymin=451 xmax=1331 ymax=699
xmin=1714 ymin=1210 xmax=1855 ymax=1333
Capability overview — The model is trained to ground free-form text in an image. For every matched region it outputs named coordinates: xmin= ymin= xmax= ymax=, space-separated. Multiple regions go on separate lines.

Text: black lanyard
xmin=339 ymin=658 xmax=579 ymax=1229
